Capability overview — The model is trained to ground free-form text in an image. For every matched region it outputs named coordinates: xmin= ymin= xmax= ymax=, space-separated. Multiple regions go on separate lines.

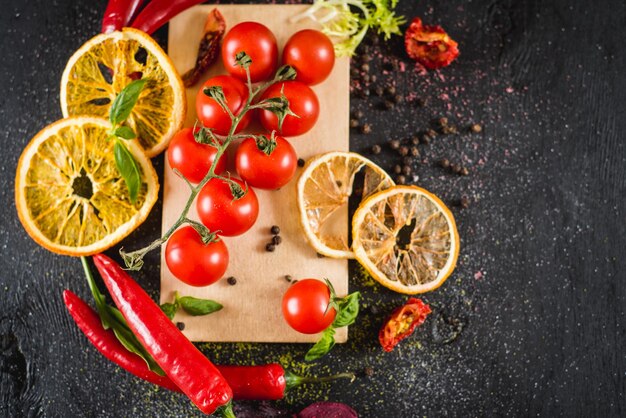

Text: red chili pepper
xmin=379 ymin=298 xmax=431 ymax=352
xmin=130 ymin=0 xmax=207 ymax=35
xmin=63 ymin=289 xmax=182 ymax=392
xmin=404 ymin=17 xmax=459 ymax=69
xmin=92 ymin=254 xmax=234 ymax=416
xmin=102 ymin=0 xmax=146 ymax=34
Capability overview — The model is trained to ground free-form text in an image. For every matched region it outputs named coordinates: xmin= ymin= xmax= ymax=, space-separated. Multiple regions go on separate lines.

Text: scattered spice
xmin=265 ymin=243 xmax=276 ymax=252
xmin=410 ymin=147 xmax=420 ymax=157
xmin=176 ymin=322 xmax=185 ymax=331
xmin=460 ymin=196 xmax=470 ymax=208
xmin=398 ymin=146 xmax=409 ymax=156
xmin=393 ymin=165 xmax=402 ymax=174
xmin=363 ymin=367 xmax=374 ymax=377
xmin=439 ymin=158 xmax=450 ymax=169
xmin=284 ymin=275 xmax=293 ymax=282
xmin=385 ymin=86 xmax=396 ymax=95
xmin=360 ymin=123 xmax=372 ymax=134
xmin=316 ymin=253 xmax=325 ymax=258
xmin=373 ymin=86 xmax=384 ymax=97
xmin=297 ymin=158 xmax=305 ymax=167
xmin=227 ymin=276 xmax=237 ymax=286
xmin=396 ymin=175 xmax=406 ymax=184
xmin=470 ymin=123 xmax=482 ymax=133
xmin=410 ymin=135 xmax=420 ymax=145
xmin=270 ymin=225 xmax=280 ymax=235
xmin=349 ymin=119 xmax=359 ymax=128
xmin=272 ymin=235 xmax=283 ymax=245
xmin=401 ymin=165 xmax=412 ymax=176
xmin=383 ymin=100 xmax=395 ymax=110
xmin=371 ymin=144 xmax=382 ymax=154
xmin=460 ymin=167 xmax=470 ymax=176
xmin=389 ymin=139 xmax=401 ymax=150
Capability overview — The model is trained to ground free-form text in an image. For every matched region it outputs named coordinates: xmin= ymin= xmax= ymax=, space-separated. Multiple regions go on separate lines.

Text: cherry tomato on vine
xmin=196 ymin=177 xmax=259 ymax=237
xmin=282 ymin=279 xmax=336 ymax=334
xmin=196 ymin=75 xmax=251 ymax=136
xmin=166 ymin=128 xmax=227 ymax=184
xmin=235 ymin=134 xmax=297 ymax=190
xmin=165 ymin=226 xmax=229 ymax=287
xmin=221 ymin=21 xmax=278 ymax=83
xmin=282 ymin=29 xmax=335 ymax=85
xmin=259 ymin=81 xmax=320 ymax=136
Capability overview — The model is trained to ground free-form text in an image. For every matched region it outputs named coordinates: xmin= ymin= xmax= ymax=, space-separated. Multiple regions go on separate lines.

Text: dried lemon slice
xmin=15 ymin=117 xmax=159 ymax=256
xmin=352 ymin=185 xmax=459 ymax=294
xmin=297 ymin=151 xmax=394 ymax=258
xmin=60 ymin=28 xmax=186 ymax=157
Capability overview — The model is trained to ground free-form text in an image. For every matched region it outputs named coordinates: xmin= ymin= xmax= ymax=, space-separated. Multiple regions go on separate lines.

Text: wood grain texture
xmin=162 ymin=4 xmax=350 ymax=343
xmin=0 ymin=0 xmax=625 ymax=416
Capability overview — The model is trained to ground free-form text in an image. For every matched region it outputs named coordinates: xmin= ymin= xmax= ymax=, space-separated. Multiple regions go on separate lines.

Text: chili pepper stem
xmin=217 ymin=402 xmax=236 ymax=418
xmin=284 ymin=370 xmax=356 ymax=391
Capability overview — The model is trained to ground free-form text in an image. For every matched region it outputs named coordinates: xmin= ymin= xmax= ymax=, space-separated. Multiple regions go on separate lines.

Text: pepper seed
xmin=360 ymin=123 xmax=372 ymax=134
xmin=284 ymin=275 xmax=293 ymax=282
xmin=227 ymin=276 xmax=237 ymax=286
xmin=364 ymin=367 xmax=374 ymax=377
xmin=410 ymin=147 xmax=420 ymax=157
xmin=460 ymin=196 xmax=470 ymax=208
xmin=266 ymin=243 xmax=276 ymax=252
xmin=371 ymin=144 xmax=382 ymax=154
xmin=470 ymin=123 xmax=482 ymax=133
xmin=297 ymin=158 xmax=305 ymax=167
xmin=396 ymin=175 xmax=407 ymax=184
xmin=350 ymin=119 xmax=359 ymax=128
xmin=410 ymin=135 xmax=420 ymax=145
xmin=373 ymin=86 xmax=384 ymax=97
xmin=402 ymin=165 xmax=412 ymax=176
xmin=176 ymin=322 xmax=185 ymax=331
xmin=460 ymin=167 xmax=470 ymax=176
xmin=385 ymin=86 xmax=396 ymax=95
xmin=451 ymin=164 xmax=462 ymax=174
xmin=272 ymin=235 xmax=283 ymax=245
xmin=398 ymin=146 xmax=409 ymax=156
xmin=439 ymin=158 xmax=450 ymax=169
xmin=270 ymin=225 xmax=280 ymax=235
xmin=389 ymin=139 xmax=401 ymax=150
xmin=393 ymin=94 xmax=403 ymax=104
xmin=393 ymin=164 xmax=402 ymax=174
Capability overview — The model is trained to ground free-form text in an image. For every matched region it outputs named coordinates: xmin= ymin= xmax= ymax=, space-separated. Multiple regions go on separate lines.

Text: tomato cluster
xmin=165 ymin=23 xmax=335 ymax=287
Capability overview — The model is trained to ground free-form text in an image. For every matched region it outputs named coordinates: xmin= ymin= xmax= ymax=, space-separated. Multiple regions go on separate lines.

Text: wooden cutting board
xmin=162 ymin=5 xmax=350 ymax=342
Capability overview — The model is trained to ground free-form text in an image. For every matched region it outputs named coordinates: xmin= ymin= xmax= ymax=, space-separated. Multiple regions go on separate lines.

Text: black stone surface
xmin=1 ymin=0 xmax=625 ymax=417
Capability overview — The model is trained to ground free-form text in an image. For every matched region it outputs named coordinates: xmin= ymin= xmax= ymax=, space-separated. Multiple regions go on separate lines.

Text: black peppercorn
xmin=470 ymin=123 xmax=482 ymax=133
xmin=439 ymin=158 xmax=450 ymax=169
xmin=272 ymin=235 xmax=282 ymax=245
xmin=410 ymin=135 xmax=420 ymax=145
xmin=371 ymin=144 xmax=382 ymax=154
xmin=393 ymin=94 xmax=403 ymax=104
xmin=360 ymin=123 xmax=372 ymax=134
xmin=285 ymin=275 xmax=293 ymax=282
xmin=396 ymin=175 xmax=407 ymax=184
xmin=421 ymin=134 xmax=431 ymax=145
xmin=389 ymin=139 xmax=401 ymax=150
xmin=353 ymin=110 xmax=364 ymax=119
xmin=364 ymin=367 xmax=374 ymax=377
xmin=402 ymin=156 xmax=413 ymax=166
xmin=451 ymin=164 xmax=462 ymax=174
xmin=373 ymin=86 xmax=384 ymax=97
xmin=402 ymin=165 xmax=412 ymax=176
xmin=297 ymin=158 xmax=305 ymax=167
xmin=385 ymin=85 xmax=396 ymax=95
xmin=266 ymin=243 xmax=276 ymax=252
xmin=227 ymin=276 xmax=237 ymax=285
xmin=394 ymin=164 xmax=402 ymax=174
xmin=438 ymin=117 xmax=448 ymax=126
xmin=398 ymin=146 xmax=409 ymax=156
xmin=176 ymin=322 xmax=185 ymax=331
xmin=361 ymin=63 xmax=370 ymax=72
xmin=410 ymin=147 xmax=420 ymax=157
xmin=426 ymin=129 xmax=438 ymax=138
xmin=350 ymin=119 xmax=359 ymax=128
xmin=460 ymin=167 xmax=470 ymax=176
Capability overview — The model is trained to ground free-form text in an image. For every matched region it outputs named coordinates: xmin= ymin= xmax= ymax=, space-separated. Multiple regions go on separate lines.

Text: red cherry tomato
xmin=196 ymin=177 xmax=259 ymax=237
xmin=166 ymin=128 xmax=227 ymax=184
xmin=282 ymin=279 xmax=336 ymax=334
xmin=221 ymin=21 xmax=278 ymax=83
xmin=196 ymin=75 xmax=251 ymax=136
xmin=165 ymin=226 xmax=229 ymax=287
xmin=282 ymin=29 xmax=335 ymax=85
xmin=259 ymin=81 xmax=320 ymax=136
xmin=235 ymin=134 xmax=297 ymax=190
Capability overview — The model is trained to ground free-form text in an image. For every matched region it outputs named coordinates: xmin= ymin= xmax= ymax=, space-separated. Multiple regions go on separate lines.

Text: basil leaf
xmin=332 ymin=292 xmax=361 ymax=328
xmin=160 ymin=302 xmax=178 ymax=320
xmin=178 ymin=296 xmax=223 ymax=316
xmin=113 ymin=126 xmax=136 ymax=140
xmin=110 ymin=79 xmax=146 ymax=126
xmin=305 ymin=328 xmax=336 ymax=362
xmin=114 ymin=139 xmax=141 ymax=204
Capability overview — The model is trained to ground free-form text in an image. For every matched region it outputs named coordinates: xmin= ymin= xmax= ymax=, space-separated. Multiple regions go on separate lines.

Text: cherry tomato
xmin=221 ymin=21 xmax=278 ymax=83
xmin=165 ymin=226 xmax=229 ymax=287
xmin=196 ymin=177 xmax=259 ymax=237
xmin=282 ymin=279 xmax=336 ymax=334
xmin=259 ymin=81 xmax=320 ymax=136
xmin=282 ymin=29 xmax=335 ymax=85
xmin=196 ymin=75 xmax=251 ymax=136
xmin=235 ymin=134 xmax=297 ymax=190
xmin=166 ymin=128 xmax=227 ymax=184
xmin=379 ymin=298 xmax=431 ymax=352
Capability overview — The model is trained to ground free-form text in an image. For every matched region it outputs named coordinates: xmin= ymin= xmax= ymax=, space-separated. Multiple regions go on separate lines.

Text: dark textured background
xmin=1 ymin=0 xmax=625 ymax=417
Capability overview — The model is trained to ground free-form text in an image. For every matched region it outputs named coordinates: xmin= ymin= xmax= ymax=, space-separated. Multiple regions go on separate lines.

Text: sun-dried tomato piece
xmin=404 ymin=17 xmax=459 ymax=69
xmin=379 ymin=298 xmax=431 ymax=352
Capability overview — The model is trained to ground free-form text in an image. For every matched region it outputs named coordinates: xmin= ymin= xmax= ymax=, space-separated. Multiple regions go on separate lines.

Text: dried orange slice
xmin=297 ymin=152 xmax=394 ymax=258
xmin=60 ymin=28 xmax=186 ymax=157
xmin=352 ymin=185 xmax=459 ymax=294
xmin=15 ymin=117 xmax=159 ymax=256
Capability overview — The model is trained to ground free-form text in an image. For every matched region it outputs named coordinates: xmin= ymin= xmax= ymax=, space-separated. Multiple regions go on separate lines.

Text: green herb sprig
xmin=108 ymin=79 xmax=146 ymax=204
xmin=160 ymin=291 xmax=223 ymax=320
xmin=119 ymin=55 xmax=297 ymax=270
xmin=305 ymin=279 xmax=360 ymax=361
